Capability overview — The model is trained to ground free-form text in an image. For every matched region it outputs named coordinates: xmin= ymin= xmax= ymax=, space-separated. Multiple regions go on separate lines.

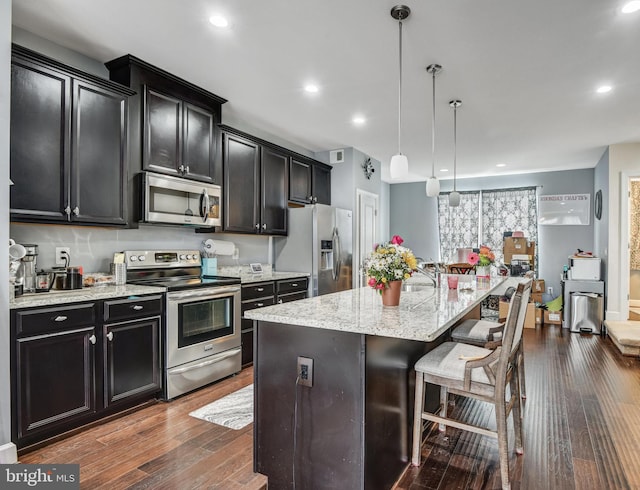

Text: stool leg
xmin=439 ymin=386 xmax=448 ymax=432
xmin=518 ymin=346 xmax=527 ymax=400
xmin=495 ymin=398 xmax=511 ymax=490
xmin=510 ymin=373 xmax=524 ymax=454
xmin=411 ymin=371 xmax=425 ymax=466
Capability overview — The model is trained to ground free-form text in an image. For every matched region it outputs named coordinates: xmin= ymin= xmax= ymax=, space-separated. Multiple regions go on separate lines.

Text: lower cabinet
xmin=11 ymin=295 xmax=163 ymax=449
xmin=240 ymin=277 xmax=308 ymax=366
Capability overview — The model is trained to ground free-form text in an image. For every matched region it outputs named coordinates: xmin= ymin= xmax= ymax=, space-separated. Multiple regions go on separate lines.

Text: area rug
xmin=189 ymin=384 xmax=253 ymax=430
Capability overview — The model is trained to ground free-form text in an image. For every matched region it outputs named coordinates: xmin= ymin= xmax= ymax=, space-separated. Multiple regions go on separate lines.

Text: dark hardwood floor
xmin=395 ymin=325 xmax=640 ymax=490
xmin=19 ymin=367 xmax=266 ymax=490
xmin=19 ymin=326 xmax=640 ymax=489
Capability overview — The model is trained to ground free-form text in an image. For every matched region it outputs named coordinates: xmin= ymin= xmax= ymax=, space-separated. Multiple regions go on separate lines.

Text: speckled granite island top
xmin=10 ymin=284 xmax=166 ymax=309
xmin=246 ymin=276 xmax=506 ymax=342
xmin=216 ymin=265 xmax=309 ymax=284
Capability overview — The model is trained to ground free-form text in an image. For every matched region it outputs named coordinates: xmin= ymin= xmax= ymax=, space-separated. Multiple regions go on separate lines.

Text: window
xmin=438 ymin=187 xmax=538 ymax=266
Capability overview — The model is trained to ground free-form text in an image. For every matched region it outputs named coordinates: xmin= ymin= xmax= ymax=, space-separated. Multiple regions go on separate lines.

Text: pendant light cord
xmin=453 ymin=104 xmax=457 ymax=191
xmin=398 ymin=18 xmax=403 ymax=155
xmin=431 ymin=70 xmax=436 ymax=179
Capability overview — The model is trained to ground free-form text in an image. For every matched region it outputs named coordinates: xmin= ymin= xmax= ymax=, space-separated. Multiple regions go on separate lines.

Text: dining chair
xmin=411 ymin=281 xmax=531 ymax=490
xmin=446 ymin=262 xmax=475 ymax=274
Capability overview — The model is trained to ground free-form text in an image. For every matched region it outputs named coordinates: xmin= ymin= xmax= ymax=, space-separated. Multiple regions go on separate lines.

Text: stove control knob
xmin=130 ymin=255 xmax=137 ymax=262
xmin=186 ymin=254 xmax=193 ymax=260
xmin=138 ymin=255 xmax=146 ymax=262
xmin=179 ymin=254 xmax=187 ymax=260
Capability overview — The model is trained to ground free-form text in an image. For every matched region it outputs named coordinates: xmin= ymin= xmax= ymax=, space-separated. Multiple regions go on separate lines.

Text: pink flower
xmin=390 ymin=235 xmax=404 ymax=246
xmin=368 ymin=277 xmax=377 ymax=287
xmin=467 ymin=252 xmax=479 ymax=265
xmin=376 ymin=283 xmax=385 ymax=290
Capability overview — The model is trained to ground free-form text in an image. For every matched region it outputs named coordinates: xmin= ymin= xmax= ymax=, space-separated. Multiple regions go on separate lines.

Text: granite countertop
xmin=10 ymin=284 xmax=167 ymax=309
xmin=216 ymin=265 xmax=309 ymax=285
xmin=245 ymin=276 xmax=507 ymax=342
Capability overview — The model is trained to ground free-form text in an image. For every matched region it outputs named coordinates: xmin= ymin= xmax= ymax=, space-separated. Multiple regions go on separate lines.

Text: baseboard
xmin=0 ymin=442 xmax=18 ymax=464
xmin=630 ymin=299 xmax=640 ymax=308
xmin=606 ymin=310 xmax=622 ymax=321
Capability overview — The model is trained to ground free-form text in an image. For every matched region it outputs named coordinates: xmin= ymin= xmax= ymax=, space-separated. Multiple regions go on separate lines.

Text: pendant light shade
xmin=448 ymin=99 xmax=462 ymax=207
xmin=426 ymin=64 xmax=442 ymax=197
xmin=389 ymin=5 xmax=411 ymax=179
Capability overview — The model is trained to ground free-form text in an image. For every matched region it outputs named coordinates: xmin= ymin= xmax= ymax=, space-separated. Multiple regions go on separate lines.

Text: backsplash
xmin=10 ymin=223 xmax=272 ymax=272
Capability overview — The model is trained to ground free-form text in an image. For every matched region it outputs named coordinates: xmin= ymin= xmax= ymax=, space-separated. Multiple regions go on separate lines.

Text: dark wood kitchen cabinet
xmin=11 ymin=295 xmax=163 ymax=450
xmin=289 ymin=157 xmax=332 ymax=205
xmin=222 ymin=127 xmax=287 ymax=235
xmin=103 ymin=296 xmax=162 ymax=408
xmin=106 ymin=56 xmax=227 ymax=212
xmin=12 ymin=302 xmax=99 ymax=448
xmin=10 ymin=44 xmax=133 ymax=226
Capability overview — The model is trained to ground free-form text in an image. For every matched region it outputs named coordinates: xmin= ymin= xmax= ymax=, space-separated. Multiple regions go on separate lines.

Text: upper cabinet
xmin=10 ymin=45 xmax=133 ymax=226
xmin=222 ymin=129 xmax=287 ymax=235
xmin=106 ymin=55 xmax=226 ymax=186
xmin=289 ymin=157 xmax=332 ymax=205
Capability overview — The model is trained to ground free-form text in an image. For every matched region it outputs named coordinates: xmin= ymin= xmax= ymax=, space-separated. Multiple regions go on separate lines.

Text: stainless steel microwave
xmin=142 ymin=172 xmax=222 ymax=227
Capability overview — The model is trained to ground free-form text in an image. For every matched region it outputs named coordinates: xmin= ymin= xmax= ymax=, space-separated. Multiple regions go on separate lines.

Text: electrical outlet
xmin=297 ymin=356 xmax=313 ymax=388
xmin=55 ymin=247 xmax=70 ymax=266
xmin=547 ymin=287 xmax=553 ymax=296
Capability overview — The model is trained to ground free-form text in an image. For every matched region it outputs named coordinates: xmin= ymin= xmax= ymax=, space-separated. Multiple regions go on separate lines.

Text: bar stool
xmin=411 ymin=281 xmax=531 ymax=490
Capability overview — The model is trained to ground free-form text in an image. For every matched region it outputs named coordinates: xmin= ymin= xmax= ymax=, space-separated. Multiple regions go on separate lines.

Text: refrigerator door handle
xmin=332 ymin=227 xmax=341 ymax=281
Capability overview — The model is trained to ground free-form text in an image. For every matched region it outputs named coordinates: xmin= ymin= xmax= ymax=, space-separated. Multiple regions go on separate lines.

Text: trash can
xmin=570 ymin=292 xmax=603 ymax=334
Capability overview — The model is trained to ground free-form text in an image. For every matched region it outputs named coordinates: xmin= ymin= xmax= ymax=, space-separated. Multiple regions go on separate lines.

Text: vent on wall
xmin=330 ymin=149 xmax=345 ymax=164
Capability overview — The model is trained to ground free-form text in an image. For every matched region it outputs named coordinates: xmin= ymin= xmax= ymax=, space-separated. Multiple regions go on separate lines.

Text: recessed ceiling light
xmin=304 ymin=84 xmax=319 ymax=94
xmin=496 ymin=163 xmax=507 ymax=167
xmin=352 ymin=115 xmax=366 ymax=125
xmin=440 ymin=168 xmax=449 ymax=172
xmin=622 ymin=1 xmax=640 ymax=13
xmin=596 ymin=85 xmax=612 ymax=94
xmin=209 ymin=15 xmax=229 ymax=28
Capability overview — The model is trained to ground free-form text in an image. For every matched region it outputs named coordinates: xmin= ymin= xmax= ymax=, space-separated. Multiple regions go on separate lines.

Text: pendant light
xmin=425 ymin=64 xmax=442 ymax=196
xmin=449 ymin=100 xmax=462 ymax=207
xmin=389 ymin=5 xmax=411 ymax=180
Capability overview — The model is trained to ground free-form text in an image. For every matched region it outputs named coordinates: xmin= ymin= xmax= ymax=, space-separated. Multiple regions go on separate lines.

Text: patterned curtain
xmin=481 ymin=187 xmax=538 ymax=266
xmin=630 ymin=181 xmax=640 ymax=270
xmin=438 ymin=192 xmax=480 ymax=263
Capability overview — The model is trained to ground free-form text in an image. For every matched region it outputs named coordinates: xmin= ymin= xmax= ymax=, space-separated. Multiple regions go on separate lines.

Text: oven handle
xmin=167 ymin=286 xmax=240 ymax=301
xmin=168 ymin=348 xmax=241 ymax=374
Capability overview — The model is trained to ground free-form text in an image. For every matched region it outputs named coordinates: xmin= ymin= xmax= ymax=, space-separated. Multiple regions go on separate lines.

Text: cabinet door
xmin=312 ymin=163 xmax=332 ymax=205
xmin=183 ymin=102 xmax=215 ymax=183
xmin=16 ymin=327 xmax=97 ymax=442
xmin=261 ymin=147 xmax=288 ymax=235
xmin=70 ymin=80 xmax=127 ymax=225
xmin=104 ymin=317 xmax=161 ymax=407
xmin=289 ymin=158 xmax=312 ymax=204
xmin=223 ymin=133 xmax=260 ymax=233
xmin=10 ymin=58 xmax=70 ymax=222
xmin=144 ymin=87 xmax=181 ymax=176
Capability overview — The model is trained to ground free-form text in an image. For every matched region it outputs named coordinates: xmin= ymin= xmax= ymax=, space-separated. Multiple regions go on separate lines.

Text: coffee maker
xmin=20 ymin=244 xmax=38 ymax=293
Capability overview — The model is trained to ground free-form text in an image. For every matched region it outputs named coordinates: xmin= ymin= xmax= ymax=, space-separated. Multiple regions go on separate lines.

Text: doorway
xmin=628 ymin=179 xmax=640 ymax=319
xmin=355 ymin=189 xmax=379 ymax=288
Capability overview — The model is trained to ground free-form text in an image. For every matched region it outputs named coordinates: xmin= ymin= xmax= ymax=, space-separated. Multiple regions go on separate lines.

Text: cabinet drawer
xmin=104 ymin=295 xmax=163 ymax=323
xmin=277 ymin=277 xmax=308 ymax=295
xmin=242 ymin=282 xmax=275 ymax=300
xmin=15 ymin=303 xmax=97 ymax=337
xmin=277 ymin=291 xmax=307 ymax=304
xmin=242 ymin=296 xmax=275 ymax=315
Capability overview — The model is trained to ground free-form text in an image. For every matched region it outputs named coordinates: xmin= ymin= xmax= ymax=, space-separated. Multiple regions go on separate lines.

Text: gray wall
xmin=593 ymin=148 xmax=609 ymax=298
xmin=1 ymin=0 xmax=12 ymax=456
xmin=390 ymin=168 xmax=596 ymax=296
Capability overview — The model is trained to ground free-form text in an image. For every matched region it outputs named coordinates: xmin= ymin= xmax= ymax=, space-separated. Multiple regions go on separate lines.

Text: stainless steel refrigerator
xmin=275 ymin=204 xmax=352 ymax=296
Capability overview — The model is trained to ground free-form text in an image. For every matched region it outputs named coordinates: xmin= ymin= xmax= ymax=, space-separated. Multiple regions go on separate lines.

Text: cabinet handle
xmin=89 ymin=334 xmax=96 ymax=345
xmin=185 ymin=165 xmax=190 ymax=173
xmin=256 ymin=287 xmax=264 ymax=292
xmin=106 ymin=331 xmax=114 ymax=341
xmin=179 ymin=164 xmax=185 ymax=173
xmin=292 ymin=283 xmax=298 ymax=287
xmin=53 ymin=315 xmax=68 ymax=322
xmin=278 ymin=299 xmax=283 ymax=304
xmin=262 ymin=223 xmax=267 ymax=230
xmin=255 ymin=223 xmax=260 ymax=229
xmin=132 ymin=305 xmax=144 ymax=311
xmin=73 ymin=206 xmax=79 ymax=216
xmin=256 ymin=302 xmax=264 ymax=307
xmin=64 ymin=206 xmax=71 ymax=217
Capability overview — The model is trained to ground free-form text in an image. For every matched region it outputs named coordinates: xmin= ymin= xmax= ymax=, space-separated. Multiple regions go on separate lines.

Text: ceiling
xmin=10 ymin=0 xmax=640 ymax=183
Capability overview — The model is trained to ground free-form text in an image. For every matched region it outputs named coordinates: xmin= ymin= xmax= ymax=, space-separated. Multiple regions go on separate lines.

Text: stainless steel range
xmin=125 ymin=250 xmax=241 ymax=399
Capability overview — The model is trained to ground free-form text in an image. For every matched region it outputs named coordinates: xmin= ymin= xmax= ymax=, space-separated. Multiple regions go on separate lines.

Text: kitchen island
xmin=246 ymin=276 xmax=506 ymax=490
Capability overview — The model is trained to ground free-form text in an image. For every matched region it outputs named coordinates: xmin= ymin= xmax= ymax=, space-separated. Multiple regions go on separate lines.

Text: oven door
xmin=166 ymin=286 xmax=241 ymax=368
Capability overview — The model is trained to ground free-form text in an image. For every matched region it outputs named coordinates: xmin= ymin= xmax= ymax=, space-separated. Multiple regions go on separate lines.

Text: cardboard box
xmin=544 ymin=310 xmax=562 ymax=325
xmin=531 ymin=292 xmax=543 ymax=304
xmin=535 ymin=307 xmax=544 ymax=325
xmin=499 ymin=300 xmax=536 ymax=329
xmin=532 ymin=279 xmax=545 ymax=293
xmin=503 ymin=237 xmax=536 ymax=266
